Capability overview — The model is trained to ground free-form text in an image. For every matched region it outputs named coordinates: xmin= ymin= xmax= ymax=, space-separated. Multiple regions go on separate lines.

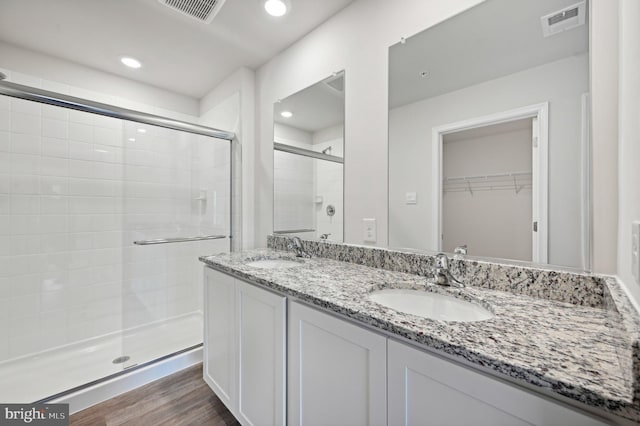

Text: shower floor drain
xmin=112 ymin=356 xmax=131 ymax=364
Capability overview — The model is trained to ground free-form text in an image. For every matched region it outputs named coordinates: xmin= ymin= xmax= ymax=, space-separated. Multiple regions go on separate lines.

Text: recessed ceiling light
xmin=264 ymin=0 xmax=287 ymax=17
xmin=121 ymin=57 xmax=142 ymax=69
xmin=128 ymin=138 xmax=136 ymax=142
xmin=137 ymin=128 xmax=147 ymax=133
xmin=280 ymin=111 xmax=293 ymax=118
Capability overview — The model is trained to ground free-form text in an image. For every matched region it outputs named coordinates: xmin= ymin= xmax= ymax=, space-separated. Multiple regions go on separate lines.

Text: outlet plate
xmin=363 ymin=218 xmax=376 ymax=243
xmin=633 ymin=222 xmax=640 ymax=284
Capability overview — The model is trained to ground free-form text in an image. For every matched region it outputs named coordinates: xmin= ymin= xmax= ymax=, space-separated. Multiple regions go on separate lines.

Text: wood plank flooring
xmin=70 ymin=363 xmax=239 ymax=426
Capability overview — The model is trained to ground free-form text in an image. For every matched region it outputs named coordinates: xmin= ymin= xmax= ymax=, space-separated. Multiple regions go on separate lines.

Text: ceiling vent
xmin=540 ymin=1 xmax=586 ymax=37
xmin=158 ymin=0 xmax=227 ymax=24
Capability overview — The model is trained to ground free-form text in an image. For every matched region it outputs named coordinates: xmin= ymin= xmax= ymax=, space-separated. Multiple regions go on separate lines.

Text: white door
xmin=236 ymin=280 xmax=286 ymax=426
xmin=288 ymin=301 xmax=387 ymax=426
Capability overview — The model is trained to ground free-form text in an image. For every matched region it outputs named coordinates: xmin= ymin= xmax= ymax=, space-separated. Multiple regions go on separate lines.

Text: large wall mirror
xmin=273 ymin=72 xmax=345 ymax=242
xmin=388 ymin=0 xmax=590 ymax=269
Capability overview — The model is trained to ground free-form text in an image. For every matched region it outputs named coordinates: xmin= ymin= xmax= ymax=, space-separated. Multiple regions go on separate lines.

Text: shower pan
xmin=0 ymin=80 xmax=234 ymax=405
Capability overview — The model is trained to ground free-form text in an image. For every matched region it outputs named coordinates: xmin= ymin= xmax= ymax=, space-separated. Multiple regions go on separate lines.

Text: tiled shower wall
xmin=0 ymin=93 xmax=230 ymax=362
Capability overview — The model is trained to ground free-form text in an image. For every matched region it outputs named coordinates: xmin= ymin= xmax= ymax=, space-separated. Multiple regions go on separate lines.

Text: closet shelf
xmin=443 ymin=171 xmax=532 ymax=195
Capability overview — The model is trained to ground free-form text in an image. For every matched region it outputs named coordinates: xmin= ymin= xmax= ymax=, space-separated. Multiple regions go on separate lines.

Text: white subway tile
xmin=10 ymin=195 xmax=40 ymax=214
xmin=68 ymin=233 xmax=93 ymax=251
xmin=11 ymin=154 xmax=40 ymax=175
xmin=69 ymin=122 xmax=93 ymax=143
xmin=10 ymin=235 xmax=41 ymax=255
xmin=69 ymin=140 xmax=93 ymax=160
xmin=0 ymin=110 xmax=9 ymax=132
xmin=40 ymin=176 xmax=68 ymax=195
xmin=0 ymin=195 xmax=8 ymax=215
xmin=40 ymin=215 xmax=68 ymax=234
xmin=93 ymin=127 xmax=122 ymax=147
xmin=11 ymin=133 xmax=41 ymax=155
xmin=11 ymin=98 xmax=41 ymax=116
xmin=40 ymin=195 xmax=67 ymax=214
xmin=68 ymin=110 xmax=93 ymax=125
xmin=41 ymin=233 xmax=69 ymax=253
xmin=42 ymin=118 xmax=68 ymax=139
xmin=9 ymin=215 xmax=40 ymax=235
xmin=41 ymin=137 xmax=69 ymax=158
xmin=11 ymin=112 xmax=41 ymax=135
xmin=0 ymin=95 xmax=9 ymax=110
xmin=40 ymin=156 xmax=68 ymax=177
xmin=0 ymin=131 xmax=9 ymax=152
xmin=92 ymin=115 xmax=122 ymax=130
xmin=42 ymin=104 xmax=69 ymax=121
xmin=10 ymin=174 xmax=40 ymax=194
xmin=0 ymin=174 xmax=9 ymax=194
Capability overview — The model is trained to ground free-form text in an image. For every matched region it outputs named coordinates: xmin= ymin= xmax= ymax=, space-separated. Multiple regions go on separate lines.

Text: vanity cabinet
xmin=387 ymin=340 xmax=607 ymax=426
xmin=204 ymin=267 xmax=286 ymax=426
xmin=288 ymin=301 xmax=387 ymax=426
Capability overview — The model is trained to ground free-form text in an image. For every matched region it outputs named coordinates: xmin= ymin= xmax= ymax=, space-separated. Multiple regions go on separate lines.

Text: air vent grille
xmin=158 ymin=0 xmax=227 ymax=24
xmin=540 ymin=1 xmax=586 ymax=37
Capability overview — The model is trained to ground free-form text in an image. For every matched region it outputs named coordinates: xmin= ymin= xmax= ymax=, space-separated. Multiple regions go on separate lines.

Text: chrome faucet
xmin=430 ymin=253 xmax=464 ymax=287
xmin=289 ymin=237 xmax=311 ymax=258
xmin=320 ymin=233 xmax=331 ymax=240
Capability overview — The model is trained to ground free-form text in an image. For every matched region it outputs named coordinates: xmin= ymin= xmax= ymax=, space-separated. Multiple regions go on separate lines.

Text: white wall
xmin=616 ymin=0 xmax=640 ymax=310
xmin=591 ymin=0 xmax=619 ymax=273
xmin=255 ymin=0 xmax=485 ymax=248
xmin=199 ymin=66 xmax=256 ymax=251
xmin=389 ymin=54 xmax=588 ymax=268
xmin=0 ymin=41 xmax=199 ymax=120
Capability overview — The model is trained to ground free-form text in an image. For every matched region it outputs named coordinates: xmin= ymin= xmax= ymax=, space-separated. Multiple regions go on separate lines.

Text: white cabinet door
xmin=387 ymin=340 xmax=608 ymax=426
xmin=288 ymin=301 xmax=387 ymax=426
xmin=204 ymin=267 xmax=287 ymax=426
xmin=203 ymin=268 xmax=236 ymax=412
xmin=236 ymin=279 xmax=286 ymax=426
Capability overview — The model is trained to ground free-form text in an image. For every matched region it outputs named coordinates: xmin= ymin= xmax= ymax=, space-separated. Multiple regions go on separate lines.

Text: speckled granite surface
xmin=200 ymin=248 xmax=640 ymax=421
xmin=268 ymin=235 xmax=607 ymax=307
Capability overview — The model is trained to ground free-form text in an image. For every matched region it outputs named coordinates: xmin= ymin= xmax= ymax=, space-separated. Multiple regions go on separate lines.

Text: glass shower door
xmin=120 ymin=121 xmax=231 ymax=369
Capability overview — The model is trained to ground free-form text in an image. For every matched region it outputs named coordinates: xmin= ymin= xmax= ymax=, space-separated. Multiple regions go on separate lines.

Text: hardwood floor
xmin=70 ymin=364 xmax=239 ymax=426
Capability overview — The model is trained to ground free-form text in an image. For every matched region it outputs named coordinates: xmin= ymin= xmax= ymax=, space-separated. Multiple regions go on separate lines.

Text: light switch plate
xmin=363 ymin=218 xmax=376 ymax=243
xmin=633 ymin=222 xmax=640 ymax=284
xmin=405 ymin=192 xmax=417 ymax=205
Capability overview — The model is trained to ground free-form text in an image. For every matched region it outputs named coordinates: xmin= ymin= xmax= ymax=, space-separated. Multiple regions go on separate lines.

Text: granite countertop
xmin=200 ymin=249 xmax=638 ymax=420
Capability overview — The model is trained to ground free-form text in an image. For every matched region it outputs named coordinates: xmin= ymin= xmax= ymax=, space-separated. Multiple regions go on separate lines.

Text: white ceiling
xmin=389 ymin=0 xmax=589 ymax=108
xmin=274 ymin=73 xmax=344 ymax=133
xmin=0 ymin=0 xmax=354 ymax=99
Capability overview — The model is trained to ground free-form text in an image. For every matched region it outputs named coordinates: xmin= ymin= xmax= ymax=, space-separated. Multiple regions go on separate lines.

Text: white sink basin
xmin=245 ymin=258 xmax=303 ymax=269
xmin=369 ymin=289 xmax=493 ymax=322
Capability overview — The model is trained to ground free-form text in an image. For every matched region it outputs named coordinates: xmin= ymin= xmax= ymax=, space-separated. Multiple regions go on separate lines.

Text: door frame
xmin=431 ymin=102 xmax=549 ymax=263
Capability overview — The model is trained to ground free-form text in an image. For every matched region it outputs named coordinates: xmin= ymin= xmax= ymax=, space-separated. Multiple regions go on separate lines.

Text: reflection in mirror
xmin=273 ymin=72 xmax=345 ymax=242
xmin=388 ymin=0 xmax=589 ymax=270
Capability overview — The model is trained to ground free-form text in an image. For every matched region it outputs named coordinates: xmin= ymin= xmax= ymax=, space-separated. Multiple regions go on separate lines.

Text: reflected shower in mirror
xmin=273 ymin=72 xmax=345 ymax=242
xmin=388 ymin=0 xmax=589 ymax=269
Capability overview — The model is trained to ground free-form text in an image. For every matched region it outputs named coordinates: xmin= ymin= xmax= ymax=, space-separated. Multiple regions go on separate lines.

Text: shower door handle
xmin=133 ymin=235 xmax=227 ymax=245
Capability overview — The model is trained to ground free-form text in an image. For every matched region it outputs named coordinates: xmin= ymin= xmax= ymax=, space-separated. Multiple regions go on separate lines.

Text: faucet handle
xmin=435 ymin=253 xmax=449 ymax=269
xmin=454 ymin=245 xmax=468 ymax=255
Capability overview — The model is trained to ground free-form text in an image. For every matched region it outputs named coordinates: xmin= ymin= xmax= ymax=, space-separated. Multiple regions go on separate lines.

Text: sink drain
xmin=112 ymin=356 xmax=130 ymax=364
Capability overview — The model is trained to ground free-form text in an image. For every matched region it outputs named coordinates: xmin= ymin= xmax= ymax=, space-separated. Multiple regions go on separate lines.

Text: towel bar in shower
xmin=133 ymin=235 xmax=227 ymax=245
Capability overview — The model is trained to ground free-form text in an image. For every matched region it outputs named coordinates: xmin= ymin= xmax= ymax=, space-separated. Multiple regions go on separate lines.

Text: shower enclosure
xmin=0 ymin=81 xmax=234 ymax=403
